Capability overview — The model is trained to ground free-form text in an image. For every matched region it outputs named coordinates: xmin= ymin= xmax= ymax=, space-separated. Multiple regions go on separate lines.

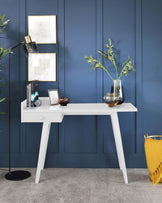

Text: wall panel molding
xmin=58 ymin=0 xmax=65 ymax=154
xmin=96 ymin=0 xmax=104 ymax=155
xmin=19 ymin=0 xmax=27 ymax=153
xmin=0 ymin=153 xmax=147 ymax=168
xmin=0 ymin=0 xmax=161 ymax=167
xmin=63 ymin=0 xmax=98 ymax=154
xmin=135 ymin=0 xmax=143 ymax=154
xmin=103 ymin=0 xmax=136 ymax=154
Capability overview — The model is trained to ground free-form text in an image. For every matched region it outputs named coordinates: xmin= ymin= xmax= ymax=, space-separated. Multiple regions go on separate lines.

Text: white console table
xmin=21 ymin=97 xmax=137 ymax=184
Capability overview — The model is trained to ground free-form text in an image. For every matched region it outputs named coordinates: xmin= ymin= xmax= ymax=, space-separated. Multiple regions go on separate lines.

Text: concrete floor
xmin=0 ymin=168 xmax=161 ymax=203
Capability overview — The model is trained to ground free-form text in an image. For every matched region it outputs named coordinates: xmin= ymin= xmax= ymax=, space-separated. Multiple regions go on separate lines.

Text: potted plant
xmin=0 ymin=15 xmax=10 ymax=114
xmin=85 ymin=38 xmax=135 ymax=104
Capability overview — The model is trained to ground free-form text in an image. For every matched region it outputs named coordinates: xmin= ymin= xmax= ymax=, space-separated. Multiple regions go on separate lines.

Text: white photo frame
xmin=28 ymin=15 xmax=56 ymax=44
xmin=28 ymin=53 xmax=56 ymax=81
xmin=48 ymin=89 xmax=59 ymax=105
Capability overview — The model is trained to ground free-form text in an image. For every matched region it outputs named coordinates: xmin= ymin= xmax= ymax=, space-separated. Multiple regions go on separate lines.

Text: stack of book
xmin=26 ymin=80 xmax=39 ymax=107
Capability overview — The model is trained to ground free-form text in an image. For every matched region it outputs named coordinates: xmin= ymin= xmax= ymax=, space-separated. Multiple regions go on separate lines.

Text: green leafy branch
xmin=85 ymin=38 xmax=135 ymax=81
xmin=0 ymin=15 xmax=10 ymax=35
xmin=0 ymin=44 xmax=9 ymax=60
xmin=118 ymin=56 xmax=135 ymax=79
xmin=0 ymin=15 xmax=10 ymax=114
xmin=84 ymin=55 xmax=114 ymax=81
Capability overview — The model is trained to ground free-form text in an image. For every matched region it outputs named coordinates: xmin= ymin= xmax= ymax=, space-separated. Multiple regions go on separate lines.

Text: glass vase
xmin=111 ymin=79 xmax=124 ymax=104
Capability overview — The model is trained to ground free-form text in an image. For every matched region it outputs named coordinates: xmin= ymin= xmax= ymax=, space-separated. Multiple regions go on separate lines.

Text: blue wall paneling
xmin=0 ymin=0 xmax=161 ymax=167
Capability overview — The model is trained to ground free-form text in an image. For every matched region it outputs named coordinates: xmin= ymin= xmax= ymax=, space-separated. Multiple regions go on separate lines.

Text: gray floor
xmin=0 ymin=168 xmax=161 ymax=203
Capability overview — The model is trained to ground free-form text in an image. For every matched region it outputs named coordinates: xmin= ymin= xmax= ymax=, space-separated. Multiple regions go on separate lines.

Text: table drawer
xmin=22 ymin=112 xmax=63 ymax=123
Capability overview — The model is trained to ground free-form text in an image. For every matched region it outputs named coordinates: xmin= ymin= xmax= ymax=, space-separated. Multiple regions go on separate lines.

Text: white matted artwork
xmin=28 ymin=15 xmax=56 ymax=44
xmin=28 ymin=53 xmax=56 ymax=81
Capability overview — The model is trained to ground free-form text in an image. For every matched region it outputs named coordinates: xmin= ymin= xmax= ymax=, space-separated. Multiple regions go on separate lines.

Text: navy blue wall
xmin=0 ymin=0 xmax=161 ymax=168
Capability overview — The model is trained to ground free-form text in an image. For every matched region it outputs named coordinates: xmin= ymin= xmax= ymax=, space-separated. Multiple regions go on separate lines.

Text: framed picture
xmin=48 ymin=89 xmax=59 ymax=105
xmin=28 ymin=15 xmax=56 ymax=44
xmin=28 ymin=53 xmax=56 ymax=81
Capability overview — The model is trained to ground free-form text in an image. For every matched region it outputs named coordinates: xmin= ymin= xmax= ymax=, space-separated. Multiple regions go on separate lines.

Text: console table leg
xmin=41 ymin=122 xmax=51 ymax=170
xmin=110 ymin=112 xmax=128 ymax=184
xmin=35 ymin=122 xmax=51 ymax=184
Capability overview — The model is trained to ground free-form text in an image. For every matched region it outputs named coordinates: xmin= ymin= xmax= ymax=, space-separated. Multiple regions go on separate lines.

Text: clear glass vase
xmin=111 ymin=79 xmax=124 ymax=104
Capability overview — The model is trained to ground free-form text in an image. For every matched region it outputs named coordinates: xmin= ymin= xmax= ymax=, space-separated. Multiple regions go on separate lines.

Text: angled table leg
xmin=41 ymin=122 xmax=51 ymax=170
xmin=35 ymin=122 xmax=51 ymax=184
xmin=110 ymin=112 xmax=128 ymax=184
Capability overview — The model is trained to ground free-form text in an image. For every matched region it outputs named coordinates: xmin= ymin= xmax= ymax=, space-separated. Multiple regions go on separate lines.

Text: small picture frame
xmin=48 ymin=89 xmax=59 ymax=105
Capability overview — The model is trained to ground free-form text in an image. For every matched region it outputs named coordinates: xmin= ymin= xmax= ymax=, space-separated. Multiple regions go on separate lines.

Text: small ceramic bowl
xmin=103 ymin=93 xmax=118 ymax=107
xmin=58 ymin=97 xmax=70 ymax=106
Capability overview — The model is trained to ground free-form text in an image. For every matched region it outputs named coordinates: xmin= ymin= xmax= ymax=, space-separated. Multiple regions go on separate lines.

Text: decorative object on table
xmin=26 ymin=83 xmax=31 ymax=107
xmin=28 ymin=15 xmax=56 ymax=44
xmin=31 ymin=80 xmax=39 ymax=107
xmin=0 ymin=15 xmax=10 ymax=114
xmin=103 ymin=93 xmax=118 ymax=107
xmin=28 ymin=53 xmax=56 ymax=81
xmin=5 ymin=34 xmax=38 ymax=181
xmin=48 ymin=89 xmax=59 ymax=105
xmin=144 ymin=133 xmax=162 ymax=185
xmin=111 ymin=80 xmax=124 ymax=104
xmin=26 ymin=80 xmax=41 ymax=107
xmin=85 ymin=38 xmax=135 ymax=104
xmin=34 ymin=99 xmax=42 ymax=107
xmin=58 ymin=97 xmax=70 ymax=106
